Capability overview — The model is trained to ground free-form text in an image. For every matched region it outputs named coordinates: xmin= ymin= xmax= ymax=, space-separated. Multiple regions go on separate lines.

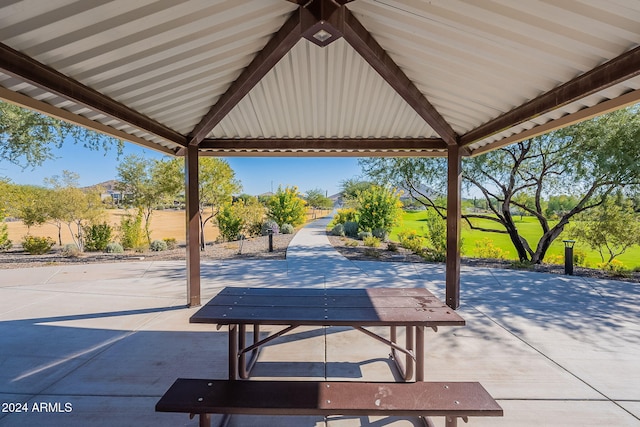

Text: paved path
xmin=0 ymin=216 xmax=639 ymax=426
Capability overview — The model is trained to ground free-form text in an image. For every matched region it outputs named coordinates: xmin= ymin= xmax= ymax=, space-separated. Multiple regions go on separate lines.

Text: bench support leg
xmin=445 ymin=416 xmax=458 ymax=427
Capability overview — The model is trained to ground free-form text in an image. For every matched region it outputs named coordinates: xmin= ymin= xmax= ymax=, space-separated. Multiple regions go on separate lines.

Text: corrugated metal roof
xmin=0 ymin=0 xmax=638 ymax=156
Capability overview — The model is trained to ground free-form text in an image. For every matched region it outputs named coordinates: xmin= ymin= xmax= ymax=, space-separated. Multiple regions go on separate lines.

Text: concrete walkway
xmin=0 ymin=216 xmax=639 ymax=426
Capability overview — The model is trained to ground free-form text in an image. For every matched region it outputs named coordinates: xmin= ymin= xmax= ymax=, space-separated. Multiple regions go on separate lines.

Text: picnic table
xmin=157 ymin=287 xmax=502 ymax=426
xmin=190 ymin=287 xmax=466 ymax=381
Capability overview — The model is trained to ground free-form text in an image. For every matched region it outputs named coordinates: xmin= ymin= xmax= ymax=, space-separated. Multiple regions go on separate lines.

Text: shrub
xmin=281 ymin=223 xmax=294 ymax=234
xmin=356 ymin=185 xmax=403 ymax=236
xmin=398 ymin=230 xmax=425 ymax=254
xmin=267 ymin=186 xmax=307 ymax=227
xmin=331 ymin=224 xmax=345 ymax=236
xmin=83 ymin=222 xmax=113 ymax=252
xmin=597 ymin=260 xmax=630 ymax=276
xmin=333 ymin=208 xmax=358 ymax=225
xmin=363 ymin=248 xmax=381 ymax=258
xmin=22 ymin=235 xmax=55 ymax=255
xmin=105 ymin=242 xmax=124 ymax=253
xmin=544 ymin=254 xmax=564 ymax=265
xmin=0 ymin=209 xmax=11 ymax=251
xmin=420 ymin=248 xmax=446 ymax=262
xmin=217 ymin=203 xmax=244 ymax=242
xmin=372 ymin=228 xmax=388 ymax=241
xmin=61 ymin=243 xmax=82 ymax=258
xmin=120 ymin=209 xmax=144 ymax=249
xmin=363 ymin=236 xmax=381 ymax=248
xmin=261 ymin=220 xmax=279 ymax=236
xmin=343 ymin=221 xmax=359 ymax=237
xmin=150 ymin=239 xmax=168 ymax=251
xmin=474 ymin=238 xmax=507 ymax=260
xmin=573 ymin=249 xmax=587 ymax=267
xmin=423 ymin=209 xmax=446 ymax=254
xmin=387 ymin=242 xmax=399 ymax=252
xmin=163 ymin=238 xmax=177 ymax=250
xmin=358 ymin=231 xmax=372 ymax=240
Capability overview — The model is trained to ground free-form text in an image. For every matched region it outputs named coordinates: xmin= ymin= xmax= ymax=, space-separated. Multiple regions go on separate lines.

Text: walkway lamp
xmin=563 ymin=240 xmax=576 ymax=275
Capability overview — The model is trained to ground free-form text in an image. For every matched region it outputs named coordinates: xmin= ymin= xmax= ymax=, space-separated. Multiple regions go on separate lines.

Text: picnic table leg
xmin=445 ymin=416 xmax=458 ymax=427
xmin=239 ymin=324 xmax=261 ymax=379
xmin=390 ymin=326 xmax=415 ymax=381
xmin=416 ymin=325 xmax=425 ymax=381
xmin=228 ymin=325 xmax=238 ymax=380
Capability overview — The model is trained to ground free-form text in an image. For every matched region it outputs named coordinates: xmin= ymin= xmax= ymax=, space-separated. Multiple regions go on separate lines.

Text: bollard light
xmin=563 ymin=240 xmax=576 ymax=275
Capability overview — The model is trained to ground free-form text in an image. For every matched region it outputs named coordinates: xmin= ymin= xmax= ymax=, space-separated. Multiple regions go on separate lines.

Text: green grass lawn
xmin=391 ymin=210 xmax=640 ymax=270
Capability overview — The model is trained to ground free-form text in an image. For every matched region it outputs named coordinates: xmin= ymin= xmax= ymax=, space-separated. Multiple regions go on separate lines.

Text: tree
xmin=116 ymin=155 xmax=182 ymax=245
xmin=267 ymin=186 xmax=307 ymax=227
xmin=568 ymin=194 xmax=640 ymax=264
xmin=198 ymin=158 xmax=242 ymax=250
xmin=4 ymin=184 xmax=52 ymax=232
xmin=305 ymin=188 xmax=333 ymax=218
xmin=355 ymin=185 xmax=403 ymax=236
xmin=0 ymin=100 xmax=122 ymax=169
xmin=340 ymin=178 xmax=374 ymax=208
xmin=45 ymin=171 xmax=105 ymax=250
xmin=360 ymin=106 xmax=640 ymax=264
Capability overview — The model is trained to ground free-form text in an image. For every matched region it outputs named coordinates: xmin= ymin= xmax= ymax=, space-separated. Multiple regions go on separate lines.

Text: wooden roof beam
xmin=330 ymin=7 xmax=459 ymax=147
xmin=199 ymin=137 xmax=447 ymax=152
xmin=187 ymin=8 xmax=309 ymax=146
xmin=0 ymin=42 xmax=186 ymax=147
xmin=461 ymin=45 xmax=640 ymax=147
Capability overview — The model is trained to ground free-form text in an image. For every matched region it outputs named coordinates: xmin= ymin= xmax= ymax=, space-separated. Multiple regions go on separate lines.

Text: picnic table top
xmin=190 ymin=287 xmax=465 ymax=327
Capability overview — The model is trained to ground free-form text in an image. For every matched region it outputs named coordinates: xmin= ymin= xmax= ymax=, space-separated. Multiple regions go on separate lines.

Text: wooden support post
xmin=446 ymin=144 xmax=462 ymax=309
xmin=185 ymin=144 xmax=201 ymax=307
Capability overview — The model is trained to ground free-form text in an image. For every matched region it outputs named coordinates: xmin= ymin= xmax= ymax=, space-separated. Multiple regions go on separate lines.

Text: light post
xmin=563 ymin=240 xmax=576 ymax=275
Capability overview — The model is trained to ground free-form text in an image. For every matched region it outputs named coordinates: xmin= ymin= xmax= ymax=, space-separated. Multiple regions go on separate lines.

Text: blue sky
xmin=0 ymin=141 xmax=363 ymax=196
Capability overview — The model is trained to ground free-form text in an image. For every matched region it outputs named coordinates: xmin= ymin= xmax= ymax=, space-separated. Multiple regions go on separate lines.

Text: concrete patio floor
xmin=1 ymin=216 xmax=639 ymax=426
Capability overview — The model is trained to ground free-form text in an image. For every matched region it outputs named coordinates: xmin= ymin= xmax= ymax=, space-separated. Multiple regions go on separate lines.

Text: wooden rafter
xmin=0 ymin=42 xmax=186 ymax=147
xmin=199 ymin=137 xmax=446 ymax=151
xmin=187 ymin=8 xmax=308 ymax=146
xmin=330 ymin=7 xmax=458 ymax=146
xmin=461 ymin=45 xmax=640 ymax=147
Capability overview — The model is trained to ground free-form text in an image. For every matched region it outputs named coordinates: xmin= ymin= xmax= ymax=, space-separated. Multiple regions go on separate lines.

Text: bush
xmin=22 ymin=235 xmax=55 ymax=255
xmin=358 ymin=231 xmax=372 ymax=240
xmin=281 ymin=223 xmax=294 ymax=234
xmin=597 ymin=260 xmax=630 ymax=277
xmin=61 ymin=243 xmax=82 ymax=258
xmin=267 ymin=186 xmax=307 ymax=227
xmin=356 ymin=185 xmax=403 ymax=236
xmin=372 ymin=228 xmax=388 ymax=241
xmin=387 ymin=242 xmax=399 ymax=252
xmin=105 ymin=242 xmax=124 ymax=253
xmin=163 ymin=238 xmax=177 ymax=250
xmin=217 ymin=203 xmax=244 ymax=242
xmin=331 ymin=224 xmax=345 ymax=236
xmin=83 ymin=222 xmax=113 ymax=252
xmin=398 ymin=230 xmax=425 ymax=254
xmin=474 ymin=238 xmax=507 ymax=260
xmin=261 ymin=220 xmax=279 ymax=236
xmin=363 ymin=236 xmax=381 ymax=248
xmin=343 ymin=221 xmax=359 ymax=237
xmin=150 ymin=239 xmax=168 ymax=252
xmin=120 ymin=209 xmax=144 ymax=249
xmin=0 ymin=210 xmax=11 ymax=251
xmin=333 ymin=208 xmax=358 ymax=225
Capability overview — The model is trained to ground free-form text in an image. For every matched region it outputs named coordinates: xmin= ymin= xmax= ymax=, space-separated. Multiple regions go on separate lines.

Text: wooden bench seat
xmin=156 ymin=379 xmax=503 ymax=426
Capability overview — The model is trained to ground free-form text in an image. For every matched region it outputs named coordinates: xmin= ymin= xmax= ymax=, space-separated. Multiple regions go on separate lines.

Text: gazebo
xmin=1 ymin=0 xmax=639 ymax=308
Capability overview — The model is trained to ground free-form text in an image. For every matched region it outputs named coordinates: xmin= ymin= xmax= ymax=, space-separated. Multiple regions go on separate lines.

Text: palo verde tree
xmin=360 ymin=106 xmax=640 ymax=264
xmin=0 ymin=100 xmax=122 ymax=169
xmin=267 ymin=186 xmax=307 ymax=227
xmin=116 ymin=155 xmax=183 ymax=245
xmin=44 ymin=171 xmax=105 ymax=250
xmin=198 ymin=158 xmax=242 ymax=250
xmin=568 ymin=193 xmax=640 ymax=265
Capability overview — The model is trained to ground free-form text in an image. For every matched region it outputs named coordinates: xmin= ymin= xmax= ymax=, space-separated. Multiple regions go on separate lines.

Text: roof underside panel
xmin=348 ymin=0 xmax=640 ymax=136
xmin=210 ymin=39 xmax=437 ymax=139
xmin=0 ymin=0 xmax=638 ymax=157
xmin=0 ymin=0 xmax=298 ymax=137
